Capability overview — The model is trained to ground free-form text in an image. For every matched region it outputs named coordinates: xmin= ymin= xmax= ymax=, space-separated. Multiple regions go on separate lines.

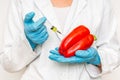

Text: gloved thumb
xmin=75 ymin=50 xmax=90 ymax=58
xmin=75 ymin=47 xmax=97 ymax=58
xmin=24 ymin=11 xmax=35 ymax=23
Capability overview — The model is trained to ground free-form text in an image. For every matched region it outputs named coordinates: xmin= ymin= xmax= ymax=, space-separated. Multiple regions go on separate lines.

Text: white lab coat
xmin=1 ymin=0 xmax=120 ymax=80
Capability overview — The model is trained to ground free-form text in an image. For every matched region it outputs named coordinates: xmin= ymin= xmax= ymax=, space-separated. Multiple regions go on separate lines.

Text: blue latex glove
xmin=24 ymin=12 xmax=49 ymax=50
xmin=49 ymin=47 xmax=101 ymax=65
xmin=26 ymin=36 xmax=37 ymax=49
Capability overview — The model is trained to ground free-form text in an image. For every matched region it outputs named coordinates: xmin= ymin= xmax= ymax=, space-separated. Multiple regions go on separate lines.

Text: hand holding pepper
xmin=49 ymin=47 xmax=101 ymax=66
xmin=49 ymin=25 xmax=100 ymax=65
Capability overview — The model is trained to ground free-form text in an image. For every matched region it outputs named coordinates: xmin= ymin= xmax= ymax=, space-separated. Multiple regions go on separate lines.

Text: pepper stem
xmin=93 ymin=35 xmax=97 ymax=41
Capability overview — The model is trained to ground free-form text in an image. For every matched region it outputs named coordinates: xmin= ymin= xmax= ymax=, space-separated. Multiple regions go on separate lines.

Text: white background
xmin=0 ymin=0 xmax=120 ymax=80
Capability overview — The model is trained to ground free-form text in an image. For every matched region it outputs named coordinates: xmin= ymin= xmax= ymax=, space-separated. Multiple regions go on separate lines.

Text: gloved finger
xmin=40 ymin=29 xmax=48 ymax=38
xmin=43 ymin=33 xmax=49 ymax=40
xmin=33 ymin=17 xmax=47 ymax=30
xmin=32 ymin=33 xmax=48 ymax=44
xmin=40 ymin=33 xmax=49 ymax=43
xmin=55 ymin=47 xmax=59 ymax=51
xmin=49 ymin=54 xmax=68 ymax=63
xmin=87 ymin=47 xmax=97 ymax=54
xmin=39 ymin=25 xmax=46 ymax=32
xmin=26 ymin=23 xmax=45 ymax=33
xmin=24 ymin=12 xmax=35 ymax=23
xmin=75 ymin=50 xmax=96 ymax=58
xmin=61 ymin=56 xmax=83 ymax=63
xmin=29 ymin=25 xmax=45 ymax=34
xmin=49 ymin=50 xmax=60 ymax=55
xmin=40 ymin=31 xmax=47 ymax=38
xmin=49 ymin=54 xmax=60 ymax=62
xmin=87 ymin=47 xmax=97 ymax=57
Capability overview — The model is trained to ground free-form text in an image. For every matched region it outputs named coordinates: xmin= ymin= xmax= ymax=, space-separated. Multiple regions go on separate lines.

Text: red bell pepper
xmin=59 ymin=25 xmax=95 ymax=57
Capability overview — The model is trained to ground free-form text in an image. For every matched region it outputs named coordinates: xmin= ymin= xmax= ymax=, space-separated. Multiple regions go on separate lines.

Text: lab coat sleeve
xmin=0 ymin=0 xmax=40 ymax=72
xmin=86 ymin=0 xmax=120 ymax=78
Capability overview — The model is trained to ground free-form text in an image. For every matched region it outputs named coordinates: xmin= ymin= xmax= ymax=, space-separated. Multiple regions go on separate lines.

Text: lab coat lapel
xmin=34 ymin=0 xmax=62 ymax=33
xmin=63 ymin=0 xmax=87 ymax=35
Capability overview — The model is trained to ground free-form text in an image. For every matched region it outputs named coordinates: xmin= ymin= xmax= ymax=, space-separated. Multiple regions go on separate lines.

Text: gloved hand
xmin=24 ymin=12 xmax=49 ymax=50
xmin=49 ymin=47 xmax=101 ymax=65
xmin=25 ymin=36 xmax=37 ymax=50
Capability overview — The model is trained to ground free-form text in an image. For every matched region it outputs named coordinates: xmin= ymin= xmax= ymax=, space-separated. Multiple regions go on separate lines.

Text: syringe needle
xmin=51 ymin=26 xmax=62 ymax=34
